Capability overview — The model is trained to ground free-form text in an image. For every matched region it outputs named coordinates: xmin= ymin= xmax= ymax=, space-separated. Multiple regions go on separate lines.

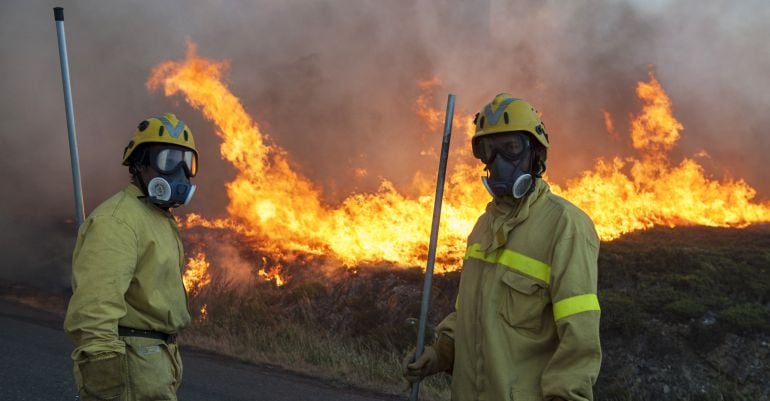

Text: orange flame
xmin=602 ymin=109 xmax=618 ymax=140
xmin=552 ymin=72 xmax=770 ymax=239
xmin=258 ymin=257 xmax=286 ymax=287
xmin=149 ymin=42 xmax=480 ymax=271
xmin=199 ymin=304 xmax=208 ymax=321
xmin=151 ymin=43 xmax=770 ymax=273
xmin=415 ymin=77 xmax=445 ymax=132
xmin=183 ymin=251 xmax=212 ymax=297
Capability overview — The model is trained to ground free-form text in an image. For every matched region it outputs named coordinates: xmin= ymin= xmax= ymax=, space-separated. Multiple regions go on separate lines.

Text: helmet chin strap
xmin=129 ymin=147 xmax=150 ymax=198
xmin=131 ymin=167 xmax=149 ymax=198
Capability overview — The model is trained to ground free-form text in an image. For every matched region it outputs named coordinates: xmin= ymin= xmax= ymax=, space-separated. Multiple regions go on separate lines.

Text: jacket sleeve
xmin=64 ymin=215 xmax=138 ymax=361
xmin=541 ymin=233 xmax=602 ymax=401
xmin=435 ymin=311 xmax=456 ymax=371
xmin=437 ymin=311 xmax=456 ymax=340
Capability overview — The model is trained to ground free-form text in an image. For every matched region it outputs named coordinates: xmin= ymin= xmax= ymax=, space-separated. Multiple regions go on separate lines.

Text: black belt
xmin=118 ymin=326 xmax=177 ymax=344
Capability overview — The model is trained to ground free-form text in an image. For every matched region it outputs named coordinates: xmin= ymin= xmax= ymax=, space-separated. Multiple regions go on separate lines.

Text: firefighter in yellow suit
xmin=64 ymin=113 xmax=198 ymax=401
xmin=403 ymin=94 xmax=602 ymax=401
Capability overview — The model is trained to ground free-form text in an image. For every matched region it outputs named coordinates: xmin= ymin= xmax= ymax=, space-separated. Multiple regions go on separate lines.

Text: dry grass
xmin=180 ymin=279 xmax=452 ymax=400
xmin=5 ymin=223 xmax=767 ymax=400
xmin=177 ymin=223 xmax=770 ymax=401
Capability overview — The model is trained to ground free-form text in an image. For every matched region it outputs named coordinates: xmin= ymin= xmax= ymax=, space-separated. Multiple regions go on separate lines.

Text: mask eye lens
xmin=185 ymin=151 xmax=197 ymax=177
xmin=477 ymin=134 xmax=527 ymax=163
xmin=498 ymin=136 xmax=524 ymax=159
xmin=481 ymin=140 xmax=495 ymax=163
xmin=155 ymin=148 xmax=187 ymax=174
xmin=155 ymin=149 xmax=170 ymax=172
xmin=476 ymin=137 xmax=499 ymax=164
xmin=475 ymin=133 xmax=531 ymax=164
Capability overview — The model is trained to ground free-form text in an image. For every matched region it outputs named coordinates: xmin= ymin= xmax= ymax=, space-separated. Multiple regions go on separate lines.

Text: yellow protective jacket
xmin=439 ymin=180 xmax=601 ymax=401
xmin=64 ymin=184 xmax=191 ymax=361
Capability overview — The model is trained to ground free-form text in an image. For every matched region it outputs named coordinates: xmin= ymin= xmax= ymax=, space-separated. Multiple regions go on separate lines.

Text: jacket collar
xmin=479 ymin=179 xmax=550 ymax=252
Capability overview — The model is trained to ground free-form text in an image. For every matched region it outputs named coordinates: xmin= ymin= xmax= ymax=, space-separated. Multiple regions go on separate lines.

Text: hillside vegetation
xmin=179 ymin=224 xmax=770 ymax=401
xmin=3 ymin=224 xmax=766 ymax=400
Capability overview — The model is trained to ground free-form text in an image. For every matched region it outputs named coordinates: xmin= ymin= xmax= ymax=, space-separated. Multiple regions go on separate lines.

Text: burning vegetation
xmin=182 ymin=251 xmax=212 ymax=297
xmin=553 ymin=72 xmax=770 ymax=239
xmin=146 ymin=42 xmax=770 ymax=293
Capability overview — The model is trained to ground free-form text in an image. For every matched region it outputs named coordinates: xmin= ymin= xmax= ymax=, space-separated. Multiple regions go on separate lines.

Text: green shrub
xmin=718 ymin=303 xmax=770 ymax=332
xmin=600 ymin=292 xmax=644 ymax=337
xmin=664 ymin=299 xmax=706 ymax=320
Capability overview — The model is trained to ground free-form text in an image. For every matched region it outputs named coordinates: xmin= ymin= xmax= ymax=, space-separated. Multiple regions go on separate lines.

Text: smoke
xmin=1 ymin=0 xmax=768 ymax=288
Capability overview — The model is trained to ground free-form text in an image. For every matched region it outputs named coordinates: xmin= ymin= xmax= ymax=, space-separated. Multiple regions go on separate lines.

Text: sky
xmin=1 ymin=0 xmax=769 ymax=288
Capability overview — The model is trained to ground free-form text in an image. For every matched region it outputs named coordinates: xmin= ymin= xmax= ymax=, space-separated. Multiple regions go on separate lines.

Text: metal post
xmin=53 ymin=7 xmax=86 ymax=226
xmin=409 ymin=94 xmax=455 ymax=401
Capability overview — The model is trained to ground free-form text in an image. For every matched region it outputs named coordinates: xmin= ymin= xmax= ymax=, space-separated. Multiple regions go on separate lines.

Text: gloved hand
xmin=401 ymin=334 xmax=454 ymax=384
xmin=77 ymin=352 xmax=126 ymax=401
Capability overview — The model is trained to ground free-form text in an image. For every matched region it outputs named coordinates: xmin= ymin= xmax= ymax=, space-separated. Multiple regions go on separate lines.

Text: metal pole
xmin=409 ymin=94 xmax=455 ymax=401
xmin=53 ymin=7 xmax=86 ymax=226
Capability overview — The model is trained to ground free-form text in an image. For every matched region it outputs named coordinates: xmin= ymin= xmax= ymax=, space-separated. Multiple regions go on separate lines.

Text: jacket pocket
xmin=164 ymin=343 xmax=183 ymax=390
xmin=498 ymin=270 xmax=546 ymax=332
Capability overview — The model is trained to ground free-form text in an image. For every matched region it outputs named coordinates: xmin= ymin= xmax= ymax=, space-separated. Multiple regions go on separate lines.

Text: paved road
xmin=0 ymin=300 xmax=399 ymax=401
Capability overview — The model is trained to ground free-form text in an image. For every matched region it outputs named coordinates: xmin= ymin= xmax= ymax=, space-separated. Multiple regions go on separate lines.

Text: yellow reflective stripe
xmin=553 ymin=294 xmax=600 ymax=321
xmin=465 ymin=243 xmax=551 ymax=284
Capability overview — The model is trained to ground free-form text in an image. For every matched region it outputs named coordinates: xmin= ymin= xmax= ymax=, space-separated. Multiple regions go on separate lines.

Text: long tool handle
xmin=409 ymin=94 xmax=456 ymax=401
xmin=53 ymin=7 xmax=86 ymax=226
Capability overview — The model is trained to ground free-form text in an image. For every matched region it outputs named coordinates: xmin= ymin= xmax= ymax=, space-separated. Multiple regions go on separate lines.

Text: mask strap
xmin=531 ymin=144 xmax=546 ymax=178
xmin=130 ymin=148 xmax=156 ymax=201
xmin=133 ymin=169 xmax=153 ymax=202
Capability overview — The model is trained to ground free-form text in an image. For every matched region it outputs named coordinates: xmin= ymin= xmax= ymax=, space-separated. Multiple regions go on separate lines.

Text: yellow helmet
xmin=122 ymin=113 xmax=197 ymax=165
xmin=472 ymin=94 xmax=549 ymax=151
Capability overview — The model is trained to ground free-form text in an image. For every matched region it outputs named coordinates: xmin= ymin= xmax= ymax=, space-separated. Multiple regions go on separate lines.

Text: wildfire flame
xmin=183 ymin=251 xmax=212 ymax=297
xmin=258 ymin=257 xmax=286 ymax=287
xmin=154 ymin=42 xmax=770 ymax=283
xmin=149 ymin=42 xmax=480 ymax=273
xmin=551 ymin=72 xmax=770 ymax=239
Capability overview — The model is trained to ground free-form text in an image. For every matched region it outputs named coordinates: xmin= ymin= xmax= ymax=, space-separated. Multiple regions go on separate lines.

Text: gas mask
xmin=473 ymin=132 xmax=534 ymax=199
xmin=143 ymin=146 xmax=197 ymax=208
xmin=147 ymin=170 xmax=196 ymax=208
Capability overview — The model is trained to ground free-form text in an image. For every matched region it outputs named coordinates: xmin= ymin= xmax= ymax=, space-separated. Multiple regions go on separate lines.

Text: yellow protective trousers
xmin=74 ymin=336 xmax=182 ymax=401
